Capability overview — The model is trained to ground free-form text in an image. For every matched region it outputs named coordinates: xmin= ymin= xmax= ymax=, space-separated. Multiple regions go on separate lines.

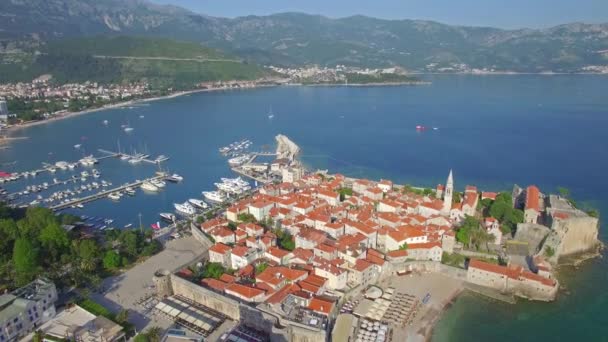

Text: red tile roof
xmin=407 ymin=242 xmax=441 ymax=250
xmin=266 ymin=283 xmax=301 ymax=304
xmin=209 ymin=243 xmax=232 ymax=255
xmin=201 ymin=278 xmax=228 ymax=292
xmin=387 ymin=249 xmax=408 ymax=258
xmin=225 ymin=283 xmax=266 ymax=298
xmin=266 ymin=246 xmax=291 ymax=259
xmin=219 ymin=273 xmax=237 ymax=284
xmin=308 ymin=297 xmax=334 ymax=315
xmin=353 ymin=259 xmax=373 ymax=272
xmin=525 ymin=185 xmax=541 ymax=211
xmin=231 ymin=246 xmax=250 ymax=257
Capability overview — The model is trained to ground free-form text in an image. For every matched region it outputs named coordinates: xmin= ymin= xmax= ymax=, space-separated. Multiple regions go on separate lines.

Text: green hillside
xmin=0 ymin=36 xmax=268 ymax=88
xmin=45 ymin=36 xmax=227 ymax=59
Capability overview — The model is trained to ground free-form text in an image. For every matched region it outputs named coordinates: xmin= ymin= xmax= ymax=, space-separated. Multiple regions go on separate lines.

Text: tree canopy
xmin=0 ymin=203 xmax=163 ymax=290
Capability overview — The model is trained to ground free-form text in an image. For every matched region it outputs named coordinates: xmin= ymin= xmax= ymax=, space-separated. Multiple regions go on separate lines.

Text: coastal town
xmin=0 ymin=77 xmax=280 ymax=129
xmin=0 ymin=135 xmax=600 ymax=342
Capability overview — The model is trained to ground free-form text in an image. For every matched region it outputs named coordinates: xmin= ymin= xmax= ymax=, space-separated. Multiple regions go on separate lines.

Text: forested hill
xmin=1 ymin=0 xmax=608 ymax=72
xmin=0 ymin=36 xmax=269 ymax=87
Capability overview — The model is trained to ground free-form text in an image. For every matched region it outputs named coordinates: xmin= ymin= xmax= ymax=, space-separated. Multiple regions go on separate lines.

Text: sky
xmin=150 ymin=0 xmax=608 ymax=29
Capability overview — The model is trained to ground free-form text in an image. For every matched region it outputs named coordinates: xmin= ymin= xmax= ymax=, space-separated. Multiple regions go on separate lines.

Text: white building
xmin=0 ymin=279 xmax=58 ymax=341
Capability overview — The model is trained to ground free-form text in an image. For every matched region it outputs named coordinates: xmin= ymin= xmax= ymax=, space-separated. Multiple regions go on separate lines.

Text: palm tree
xmin=146 ymin=326 xmax=163 ymax=342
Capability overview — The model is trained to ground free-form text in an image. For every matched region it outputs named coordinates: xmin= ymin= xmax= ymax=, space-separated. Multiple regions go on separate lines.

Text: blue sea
xmin=1 ymin=75 xmax=607 ymax=340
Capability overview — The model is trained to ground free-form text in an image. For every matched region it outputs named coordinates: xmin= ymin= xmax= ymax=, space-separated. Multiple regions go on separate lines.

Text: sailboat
xmin=268 ymin=106 xmax=274 ymax=119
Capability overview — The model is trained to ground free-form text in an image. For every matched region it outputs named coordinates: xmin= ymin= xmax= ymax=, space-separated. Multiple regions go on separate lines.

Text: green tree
xmin=134 ymin=335 xmax=150 ymax=342
xmin=103 ymin=250 xmax=122 ymax=270
xmin=18 ymin=207 xmax=57 ymax=239
xmin=237 ymin=213 xmax=257 ymax=223
xmin=278 ymin=232 xmax=295 ymax=251
xmin=557 ymin=187 xmax=570 ymax=198
xmin=453 ymin=192 xmax=462 ymax=203
xmin=120 ymin=231 xmax=140 ymax=258
xmin=13 ymin=238 xmax=39 ymax=285
xmin=202 ymin=263 xmax=226 ymax=279
xmin=39 ymin=222 xmax=70 ymax=261
xmin=141 ymin=240 xmax=162 ymax=256
xmin=77 ymin=239 xmax=101 ymax=272
xmin=146 ymin=326 xmax=163 ymax=342
xmin=115 ymin=309 xmax=129 ymax=324
xmin=255 ymin=262 xmax=269 ymax=274
xmin=0 ymin=219 xmax=19 ymax=256
xmin=399 ymin=243 xmax=408 ymax=250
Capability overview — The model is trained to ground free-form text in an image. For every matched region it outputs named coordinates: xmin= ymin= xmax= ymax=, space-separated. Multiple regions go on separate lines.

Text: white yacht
xmin=125 ymin=187 xmax=136 ymax=196
xmin=124 ymin=126 xmax=134 ymax=133
xmin=228 ymin=154 xmax=251 ymax=166
xmin=160 ymin=212 xmax=176 ymax=222
xmin=151 ymin=179 xmax=166 ymax=188
xmin=188 ymin=198 xmax=208 ymax=209
xmin=174 ymin=202 xmax=196 ymax=216
xmin=215 ymin=182 xmax=242 ymax=194
xmin=120 ymin=154 xmax=130 ymax=161
xmin=128 ymin=157 xmax=142 ymax=164
xmin=166 ymin=174 xmax=183 ymax=182
xmin=141 ymin=182 xmax=159 ymax=192
xmin=79 ymin=155 xmax=98 ymax=166
xmin=108 ymin=193 xmax=121 ymax=201
xmin=203 ymin=191 xmax=226 ymax=203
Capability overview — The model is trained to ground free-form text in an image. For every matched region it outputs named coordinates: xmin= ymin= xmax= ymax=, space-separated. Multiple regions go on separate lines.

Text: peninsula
xmin=0 ymin=135 xmax=600 ymax=342
xmin=150 ymin=137 xmax=602 ymax=341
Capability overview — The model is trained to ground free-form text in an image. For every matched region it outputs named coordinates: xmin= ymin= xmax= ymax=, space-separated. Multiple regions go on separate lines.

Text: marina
xmin=50 ymin=173 xmax=169 ymax=211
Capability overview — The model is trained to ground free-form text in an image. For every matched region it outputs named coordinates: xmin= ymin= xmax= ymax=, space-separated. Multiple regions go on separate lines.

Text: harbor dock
xmin=50 ymin=173 xmax=168 ymax=211
xmin=98 ymin=149 xmax=170 ymax=164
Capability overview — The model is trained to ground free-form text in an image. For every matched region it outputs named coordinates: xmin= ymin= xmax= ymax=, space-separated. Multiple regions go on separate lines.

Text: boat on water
xmin=268 ymin=106 xmax=275 ymax=119
xmin=166 ymin=174 xmax=183 ymax=182
xmin=188 ymin=198 xmax=208 ymax=209
xmin=141 ymin=181 xmax=159 ymax=192
xmin=128 ymin=157 xmax=143 ymax=164
xmin=151 ymin=179 xmax=166 ymax=188
xmin=103 ymin=120 xmax=109 ymax=125
xmin=124 ymin=126 xmax=134 ymax=133
xmin=160 ymin=212 xmax=176 ymax=222
xmin=174 ymin=202 xmax=196 ymax=216
xmin=74 ymin=144 xmax=82 ymax=149
xmin=125 ymin=187 xmax=136 ymax=196
xmin=79 ymin=155 xmax=98 ymax=166
xmin=215 ymin=182 xmax=242 ymax=194
xmin=228 ymin=154 xmax=251 ymax=166
xmin=124 ymin=223 xmax=133 ymax=229
xmin=108 ymin=192 xmax=121 ymax=201
xmin=203 ymin=191 xmax=226 ymax=203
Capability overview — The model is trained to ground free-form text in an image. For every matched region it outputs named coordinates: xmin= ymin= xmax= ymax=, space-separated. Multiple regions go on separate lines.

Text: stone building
xmin=466 ymin=259 xmax=558 ymax=301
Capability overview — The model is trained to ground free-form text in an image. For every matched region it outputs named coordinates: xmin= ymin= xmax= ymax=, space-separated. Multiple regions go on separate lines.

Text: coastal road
xmin=93 ymin=55 xmax=242 ymax=63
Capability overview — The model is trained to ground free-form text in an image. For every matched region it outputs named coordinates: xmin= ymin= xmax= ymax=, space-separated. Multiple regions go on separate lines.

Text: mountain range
xmin=2 ymin=0 xmax=608 ymax=72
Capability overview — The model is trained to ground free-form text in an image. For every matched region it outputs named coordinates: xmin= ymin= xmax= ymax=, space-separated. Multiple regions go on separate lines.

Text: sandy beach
xmin=377 ymin=272 xmax=464 ymax=342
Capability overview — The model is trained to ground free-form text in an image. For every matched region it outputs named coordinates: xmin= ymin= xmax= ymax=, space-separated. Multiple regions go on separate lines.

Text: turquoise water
xmin=1 ymin=75 xmax=607 ymax=339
